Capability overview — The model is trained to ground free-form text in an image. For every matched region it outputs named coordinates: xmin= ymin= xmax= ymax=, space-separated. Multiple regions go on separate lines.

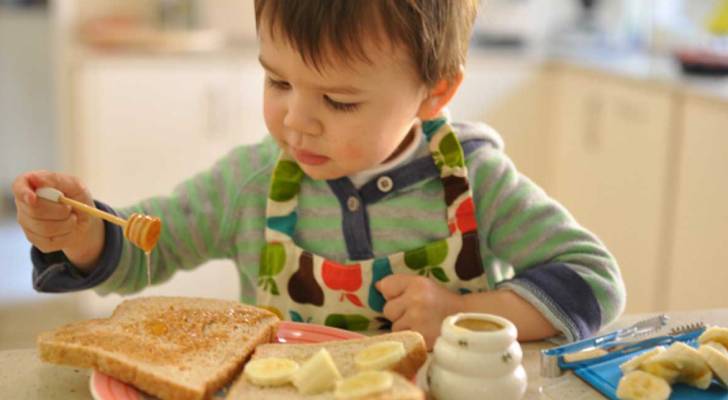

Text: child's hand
xmin=376 ymin=275 xmax=464 ymax=349
xmin=12 ymin=171 xmax=105 ymax=272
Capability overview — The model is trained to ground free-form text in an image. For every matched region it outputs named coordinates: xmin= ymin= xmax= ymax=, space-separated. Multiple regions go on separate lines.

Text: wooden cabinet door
xmin=666 ymin=96 xmax=728 ymax=310
xmin=549 ymin=69 xmax=676 ymax=312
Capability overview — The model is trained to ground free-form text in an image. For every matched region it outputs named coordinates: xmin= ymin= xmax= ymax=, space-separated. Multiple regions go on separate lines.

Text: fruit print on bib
xmin=256 ymin=117 xmax=489 ymax=333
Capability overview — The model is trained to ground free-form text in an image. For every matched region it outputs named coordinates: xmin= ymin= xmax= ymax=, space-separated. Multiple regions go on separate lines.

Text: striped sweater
xmin=32 ymin=121 xmax=626 ymax=341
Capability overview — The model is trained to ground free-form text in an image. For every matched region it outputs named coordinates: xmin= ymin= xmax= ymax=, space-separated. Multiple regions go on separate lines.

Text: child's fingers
xmin=22 ymin=226 xmax=74 ymax=253
xmin=15 ymin=170 xmax=90 ymax=206
xmin=21 ymin=213 xmax=77 ymax=238
xmin=390 ymin=313 xmax=412 ymax=333
xmin=13 ymin=170 xmax=97 ymax=256
xmin=382 ymin=296 xmax=407 ymax=323
xmin=28 ymin=171 xmax=89 ymax=198
xmin=15 ymin=197 xmax=73 ymax=221
xmin=375 ymin=274 xmax=414 ymax=300
xmin=392 ymin=311 xmax=439 ymax=350
xmin=11 ymin=172 xmax=39 ymax=206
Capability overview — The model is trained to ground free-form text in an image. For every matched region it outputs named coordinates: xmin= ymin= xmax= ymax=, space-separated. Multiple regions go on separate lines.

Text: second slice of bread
xmin=38 ymin=296 xmax=279 ymax=400
xmin=226 ymin=330 xmax=427 ymax=400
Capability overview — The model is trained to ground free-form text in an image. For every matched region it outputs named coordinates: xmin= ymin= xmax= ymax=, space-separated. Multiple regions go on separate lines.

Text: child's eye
xmin=324 ymin=95 xmax=359 ymax=112
xmin=266 ymin=77 xmax=290 ymax=90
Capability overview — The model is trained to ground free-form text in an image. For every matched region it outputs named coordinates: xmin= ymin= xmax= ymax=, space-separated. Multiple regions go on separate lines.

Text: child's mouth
xmin=292 ymin=148 xmax=330 ymax=166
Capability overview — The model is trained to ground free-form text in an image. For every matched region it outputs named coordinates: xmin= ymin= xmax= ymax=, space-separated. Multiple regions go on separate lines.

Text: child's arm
xmin=95 ymin=139 xmax=280 ymax=295
xmin=25 ymin=138 xmax=279 ymax=295
xmin=377 ymin=275 xmax=558 ymax=349
xmin=468 ymin=141 xmax=627 ymax=342
xmin=459 ymin=289 xmax=559 ymax=341
xmin=380 ymin=131 xmax=626 ymax=347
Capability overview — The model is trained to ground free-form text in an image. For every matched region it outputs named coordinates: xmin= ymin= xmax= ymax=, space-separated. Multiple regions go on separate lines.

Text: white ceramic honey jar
xmin=427 ymin=313 xmax=527 ymax=400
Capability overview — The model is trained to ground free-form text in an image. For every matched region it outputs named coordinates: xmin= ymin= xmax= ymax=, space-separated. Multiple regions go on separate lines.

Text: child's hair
xmin=254 ymin=0 xmax=479 ymax=87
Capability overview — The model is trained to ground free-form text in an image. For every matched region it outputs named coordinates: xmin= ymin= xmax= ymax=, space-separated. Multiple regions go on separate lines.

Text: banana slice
xmin=641 ymin=342 xmax=713 ymax=389
xmin=334 ymin=370 xmax=393 ymax=400
xmin=706 ymin=341 xmax=728 ymax=353
xmin=616 ymin=370 xmax=671 ymax=400
xmin=620 ymin=347 xmax=666 ymax=374
xmin=354 ymin=341 xmax=406 ymax=371
xmin=670 ymin=342 xmax=713 ymax=389
xmin=292 ymin=348 xmax=342 ymax=395
xmin=243 ymin=357 xmax=299 ymax=386
xmin=699 ymin=327 xmax=728 ymax=349
xmin=640 ymin=354 xmax=681 ymax=384
xmin=705 ymin=342 xmax=728 ymax=356
xmin=699 ymin=344 xmax=728 ymax=387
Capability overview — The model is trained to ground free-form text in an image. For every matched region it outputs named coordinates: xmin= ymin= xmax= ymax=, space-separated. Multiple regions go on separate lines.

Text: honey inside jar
xmin=455 ymin=318 xmax=503 ymax=332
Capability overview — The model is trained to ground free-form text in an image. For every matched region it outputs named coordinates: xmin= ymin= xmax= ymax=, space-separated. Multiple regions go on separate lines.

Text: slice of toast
xmin=37 ymin=296 xmax=279 ymax=400
xmin=225 ymin=331 xmax=428 ymax=400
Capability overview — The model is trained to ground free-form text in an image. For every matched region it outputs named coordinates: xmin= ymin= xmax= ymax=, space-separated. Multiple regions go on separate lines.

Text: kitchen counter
xmin=0 ymin=349 xmax=89 ymax=400
xmin=2 ymin=309 xmax=726 ymax=399
xmin=545 ymin=46 xmax=728 ymax=103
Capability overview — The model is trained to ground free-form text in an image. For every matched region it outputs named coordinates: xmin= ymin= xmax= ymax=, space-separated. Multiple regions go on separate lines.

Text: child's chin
xmin=299 ymin=165 xmax=346 ymax=181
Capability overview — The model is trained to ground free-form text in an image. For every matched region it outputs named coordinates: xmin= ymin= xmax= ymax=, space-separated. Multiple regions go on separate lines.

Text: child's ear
xmin=416 ymin=67 xmax=464 ymax=120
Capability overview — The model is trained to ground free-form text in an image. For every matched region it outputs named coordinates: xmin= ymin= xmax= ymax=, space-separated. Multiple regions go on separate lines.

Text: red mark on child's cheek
xmin=342 ymin=144 xmax=365 ymax=160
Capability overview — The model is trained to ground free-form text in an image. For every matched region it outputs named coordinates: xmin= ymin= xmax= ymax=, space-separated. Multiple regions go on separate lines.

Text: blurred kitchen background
xmin=2 ymin=0 xmax=728 ymax=350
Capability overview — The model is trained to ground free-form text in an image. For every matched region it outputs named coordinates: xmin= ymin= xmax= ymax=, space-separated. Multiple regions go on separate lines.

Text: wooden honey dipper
xmin=35 ymin=187 xmax=162 ymax=252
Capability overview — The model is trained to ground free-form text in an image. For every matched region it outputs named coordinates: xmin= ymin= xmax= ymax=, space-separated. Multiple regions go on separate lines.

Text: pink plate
xmin=90 ymin=321 xmax=365 ymax=400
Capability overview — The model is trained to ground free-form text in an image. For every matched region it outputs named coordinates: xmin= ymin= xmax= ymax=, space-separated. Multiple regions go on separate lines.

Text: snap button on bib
xmin=347 ymin=196 xmax=360 ymax=212
xmin=377 ymin=176 xmax=394 ymax=192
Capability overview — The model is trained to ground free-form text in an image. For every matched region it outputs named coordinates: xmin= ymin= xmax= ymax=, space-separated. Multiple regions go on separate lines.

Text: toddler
xmin=13 ymin=0 xmax=625 ymax=348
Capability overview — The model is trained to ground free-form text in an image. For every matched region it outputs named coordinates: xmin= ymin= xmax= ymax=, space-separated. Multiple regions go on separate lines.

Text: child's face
xmin=258 ymin=22 xmax=430 ymax=180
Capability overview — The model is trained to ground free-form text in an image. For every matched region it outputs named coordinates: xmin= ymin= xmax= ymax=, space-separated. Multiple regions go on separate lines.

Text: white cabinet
xmin=547 ymin=67 xmax=677 ymax=312
xmin=71 ymin=55 xmax=267 ymax=316
xmin=73 ymin=56 xmax=266 ymax=206
xmin=666 ymin=96 xmax=728 ymax=311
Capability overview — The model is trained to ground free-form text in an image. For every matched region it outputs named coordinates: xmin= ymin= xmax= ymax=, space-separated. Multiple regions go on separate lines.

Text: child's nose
xmin=283 ymin=94 xmax=322 ymax=137
xmin=285 ymin=130 xmax=304 ymax=147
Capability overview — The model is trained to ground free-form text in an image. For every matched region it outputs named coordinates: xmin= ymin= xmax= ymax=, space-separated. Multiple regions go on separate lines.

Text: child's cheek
xmin=341 ymin=143 xmax=366 ymax=161
xmin=262 ymin=101 xmax=286 ymax=141
xmin=262 ymin=100 xmax=278 ymax=128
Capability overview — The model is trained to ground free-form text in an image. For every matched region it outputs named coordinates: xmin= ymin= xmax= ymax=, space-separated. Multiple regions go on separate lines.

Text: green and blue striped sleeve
xmin=468 ymin=146 xmax=626 ymax=341
xmin=95 ymin=138 xmax=279 ymax=295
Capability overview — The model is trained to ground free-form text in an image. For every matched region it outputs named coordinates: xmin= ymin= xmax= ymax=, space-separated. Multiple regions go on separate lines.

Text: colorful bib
xmin=257 ymin=117 xmax=488 ymax=333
